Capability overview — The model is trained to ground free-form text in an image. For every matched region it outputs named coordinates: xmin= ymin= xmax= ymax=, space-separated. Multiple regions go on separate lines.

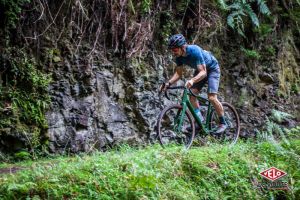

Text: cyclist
xmin=160 ymin=34 xmax=227 ymax=134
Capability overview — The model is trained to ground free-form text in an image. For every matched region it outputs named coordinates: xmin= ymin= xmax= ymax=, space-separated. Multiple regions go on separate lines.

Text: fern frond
xmin=271 ymin=109 xmax=294 ymax=123
xmin=256 ymin=0 xmax=271 ymax=15
xmin=227 ymin=11 xmax=243 ymax=28
xmin=217 ymin=0 xmax=228 ymax=10
xmin=236 ymin=15 xmax=246 ymax=37
xmin=228 ymin=2 xmax=242 ymax=10
xmin=227 ymin=14 xmax=235 ymax=29
xmin=225 ymin=0 xmax=271 ymax=37
xmin=244 ymin=3 xmax=259 ymax=27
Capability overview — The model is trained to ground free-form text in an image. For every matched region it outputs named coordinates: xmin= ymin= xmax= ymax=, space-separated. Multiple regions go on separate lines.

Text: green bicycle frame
xmin=176 ymin=88 xmax=213 ymax=134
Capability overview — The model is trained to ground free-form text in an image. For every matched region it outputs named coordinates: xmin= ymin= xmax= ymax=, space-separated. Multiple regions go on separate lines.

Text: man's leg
xmin=190 ymin=88 xmax=200 ymax=109
xmin=208 ymin=93 xmax=227 ymax=134
xmin=207 ymin=68 xmax=227 ymax=134
xmin=208 ymin=93 xmax=223 ymax=117
xmin=186 ymin=79 xmax=206 ymax=131
xmin=186 ymin=88 xmax=203 ymax=131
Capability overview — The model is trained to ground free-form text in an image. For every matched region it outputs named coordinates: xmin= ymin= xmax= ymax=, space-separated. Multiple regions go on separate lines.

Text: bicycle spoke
xmin=205 ymin=102 xmax=240 ymax=145
xmin=157 ymin=104 xmax=195 ymax=149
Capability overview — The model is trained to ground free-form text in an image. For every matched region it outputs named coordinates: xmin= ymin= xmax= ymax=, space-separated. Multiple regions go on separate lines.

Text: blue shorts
xmin=191 ymin=66 xmax=220 ymax=94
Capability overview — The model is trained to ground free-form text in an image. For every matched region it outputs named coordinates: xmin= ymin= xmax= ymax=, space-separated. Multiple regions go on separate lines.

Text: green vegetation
xmin=217 ymin=0 xmax=270 ymax=37
xmin=270 ymin=109 xmax=294 ymax=124
xmin=141 ymin=0 xmax=152 ymax=14
xmin=0 ymin=0 xmax=30 ymax=30
xmin=0 ymin=138 xmax=299 ymax=199
xmin=254 ymin=23 xmax=273 ymax=38
xmin=0 ymin=48 xmax=51 ymax=155
xmin=241 ymin=47 xmax=261 ymax=59
xmin=257 ymin=110 xmax=296 ymax=140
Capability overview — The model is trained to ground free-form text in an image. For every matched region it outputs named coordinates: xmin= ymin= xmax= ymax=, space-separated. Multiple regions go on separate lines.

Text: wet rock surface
xmin=46 ymin=57 xmax=165 ymax=153
xmin=44 ymin=51 xmax=300 ymax=153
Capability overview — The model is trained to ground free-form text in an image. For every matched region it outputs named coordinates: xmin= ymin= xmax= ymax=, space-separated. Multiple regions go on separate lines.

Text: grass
xmin=0 ymin=139 xmax=299 ymax=200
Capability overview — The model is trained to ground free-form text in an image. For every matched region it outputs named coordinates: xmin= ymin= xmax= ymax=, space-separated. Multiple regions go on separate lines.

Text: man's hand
xmin=185 ymin=79 xmax=194 ymax=88
xmin=159 ymin=82 xmax=170 ymax=93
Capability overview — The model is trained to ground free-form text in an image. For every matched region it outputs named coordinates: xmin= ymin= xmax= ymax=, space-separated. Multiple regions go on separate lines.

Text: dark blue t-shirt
xmin=175 ymin=45 xmax=219 ymax=71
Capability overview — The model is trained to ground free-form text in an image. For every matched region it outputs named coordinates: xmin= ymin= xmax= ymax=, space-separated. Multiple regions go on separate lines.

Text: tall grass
xmin=0 ymin=138 xmax=299 ymax=199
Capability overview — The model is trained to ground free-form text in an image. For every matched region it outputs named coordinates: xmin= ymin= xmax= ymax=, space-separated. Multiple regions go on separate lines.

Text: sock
xmin=219 ymin=116 xmax=226 ymax=125
xmin=194 ymin=108 xmax=204 ymax=122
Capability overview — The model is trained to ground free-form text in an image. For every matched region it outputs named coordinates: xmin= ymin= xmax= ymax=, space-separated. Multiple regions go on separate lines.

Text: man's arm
xmin=160 ymin=66 xmax=183 ymax=92
xmin=168 ymin=66 xmax=183 ymax=85
xmin=186 ymin=64 xmax=207 ymax=88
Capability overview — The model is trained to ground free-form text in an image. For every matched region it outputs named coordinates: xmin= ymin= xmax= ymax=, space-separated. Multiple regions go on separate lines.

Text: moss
xmin=0 ymin=48 xmax=51 ymax=155
xmin=277 ymin=32 xmax=300 ymax=97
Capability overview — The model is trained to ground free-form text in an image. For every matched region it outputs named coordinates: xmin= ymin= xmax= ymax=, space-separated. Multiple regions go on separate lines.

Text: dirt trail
xmin=0 ymin=166 xmax=25 ymax=175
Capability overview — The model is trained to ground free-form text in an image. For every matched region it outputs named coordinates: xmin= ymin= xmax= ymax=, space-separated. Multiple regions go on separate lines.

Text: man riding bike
xmin=160 ymin=34 xmax=227 ymax=134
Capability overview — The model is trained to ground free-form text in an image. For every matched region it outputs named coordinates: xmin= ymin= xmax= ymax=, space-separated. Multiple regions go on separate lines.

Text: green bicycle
xmin=157 ymin=85 xmax=240 ymax=149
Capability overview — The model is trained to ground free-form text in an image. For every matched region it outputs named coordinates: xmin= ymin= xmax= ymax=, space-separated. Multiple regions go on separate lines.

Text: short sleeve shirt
xmin=175 ymin=45 xmax=219 ymax=71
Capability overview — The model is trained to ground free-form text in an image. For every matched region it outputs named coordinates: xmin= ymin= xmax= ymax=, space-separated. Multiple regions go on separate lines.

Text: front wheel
xmin=157 ymin=104 xmax=195 ymax=149
xmin=208 ymin=102 xmax=240 ymax=145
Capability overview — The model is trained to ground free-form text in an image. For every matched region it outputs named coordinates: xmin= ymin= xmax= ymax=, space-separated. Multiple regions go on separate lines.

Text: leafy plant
xmin=265 ymin=46 xmax=276 ymax=56
xmin=159 ymin=11 xmax=178 ymax=44
xmin=0 ymin=0 xmax=31 ymax=29
xmin=0 ymin=48 xmax=51 ymax=157
xmin=0 ymin=140 xmax=299 ymax=199
xmin=14 ymin=151 xmax=31 ymax=160
xmin=3 ymin=49 xmax=51 ymax=127
xmin=270 ymin=109 xmax=293 ymax=124
xmin=217 ymin=0 xmax=271 ymax=37
xmin=241 ymin=47 xmax=261 ymax=59
xmin=141 ymin=0 xmax=152 ymax=14
xmin=177 ymin=0 xmax=192 ymax=14
xmin=253 ymin=23 xmax=273 ymax=38
xmin=256 ymin=111 xmax=296 ymax=146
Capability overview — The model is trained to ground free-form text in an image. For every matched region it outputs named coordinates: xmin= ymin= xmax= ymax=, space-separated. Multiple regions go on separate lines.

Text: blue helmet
xmin=168 ymin=34 xmax=186 ymax=49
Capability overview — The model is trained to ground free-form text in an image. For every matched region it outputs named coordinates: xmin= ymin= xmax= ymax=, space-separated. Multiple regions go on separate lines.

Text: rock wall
xmin=0 ymin=0 xmax=299 ymax=155
xmin=45 ymin=56 xmax=167 ymax=152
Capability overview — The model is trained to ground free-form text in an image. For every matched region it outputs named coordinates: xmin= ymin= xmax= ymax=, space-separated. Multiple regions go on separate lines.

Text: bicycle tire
xmin=157 ymin=104 xmax=195 ymax=149
xmin=208 ymin=102 xmax=240 ymax=145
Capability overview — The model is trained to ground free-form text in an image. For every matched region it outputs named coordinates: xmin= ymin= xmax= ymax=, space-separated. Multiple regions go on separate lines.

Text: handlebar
xmin=159 ymin=84 xmax=199 ymax=100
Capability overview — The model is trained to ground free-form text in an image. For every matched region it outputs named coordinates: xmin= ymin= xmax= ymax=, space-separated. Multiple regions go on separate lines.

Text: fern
xmin=271 ymin=109 xmax=293 ymax=123
xmin=243 ymin=2 xmax=259 ymax=27
xmin=217 ymin=0 xmax=271 ymax=37
xmin=217 ymin=0 xmax=229 ymax=10
xmin=255 ymin=0 xmax=271 ymax=15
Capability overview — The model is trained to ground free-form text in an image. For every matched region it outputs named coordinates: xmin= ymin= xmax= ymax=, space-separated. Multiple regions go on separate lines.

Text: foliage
xmin=0 ymin=48 xmax=51 ymax=155
xmin=253 ymin=23 xmax=273 ymax=38
xmin=217 ymin=0 xmax=271 ymax=37
xmin=256 ymin=110 xmax=296 ymax=147
xmin=177 ymin=0 xmax=192 ymax=14
xmin=141 ymin=0 xmax=152 ymax=14
xmin=14 ymin=151 xmax=31 ymax=160
xmin=241 ymin=47 xmax=261 ymax=59
xmin=0 ymin=139 xmax=299 ymax=199
xmin=270 ymin=109 xmax=294 ymax=124
xmin=0 ymin=48 xmax=51 ymax=127
xmin=265 ymin=46 xmax=276 ymax=56
xmin=159 ymin=11 xmax=179 ymax=44
xmin=0 ymin=0 xmax=30 ymax=29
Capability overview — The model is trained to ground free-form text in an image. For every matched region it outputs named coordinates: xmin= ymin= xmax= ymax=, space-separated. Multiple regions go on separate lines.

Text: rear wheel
xmin=208 ymin=102 xmax=240 ymax=145
xmin=157 ymin=104 xmax=195 ymax=149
